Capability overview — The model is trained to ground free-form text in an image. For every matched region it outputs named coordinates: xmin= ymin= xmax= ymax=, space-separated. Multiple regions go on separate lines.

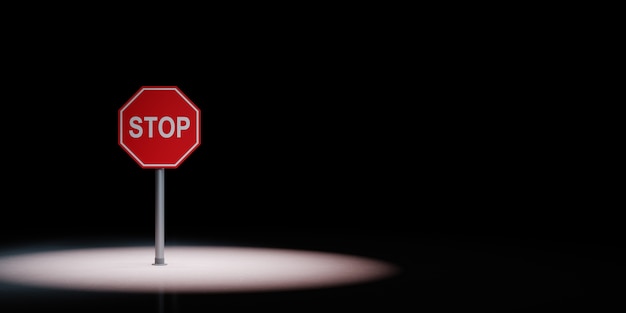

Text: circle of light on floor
xmin=0 ymin=246 xmax=399 ymax=293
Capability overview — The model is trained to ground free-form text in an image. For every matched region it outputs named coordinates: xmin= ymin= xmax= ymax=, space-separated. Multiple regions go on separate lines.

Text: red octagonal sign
xmin=118 ymin=86 xmax=201 ymax=169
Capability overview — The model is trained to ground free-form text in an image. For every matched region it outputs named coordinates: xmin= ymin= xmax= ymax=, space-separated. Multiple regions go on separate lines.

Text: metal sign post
xmin=154 ymin=168 xmax=166 ymax=265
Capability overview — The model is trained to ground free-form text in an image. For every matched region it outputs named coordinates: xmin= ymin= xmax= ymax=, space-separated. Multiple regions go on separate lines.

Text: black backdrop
xmin=1 ymin=5 xmax=622 ymax=312
xmin=2 ymin=34 xmax=618 ymax=247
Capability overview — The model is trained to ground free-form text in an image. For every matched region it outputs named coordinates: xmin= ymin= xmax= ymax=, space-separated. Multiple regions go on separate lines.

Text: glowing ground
xmin=0 ymin=245 xmax=398 ymax=293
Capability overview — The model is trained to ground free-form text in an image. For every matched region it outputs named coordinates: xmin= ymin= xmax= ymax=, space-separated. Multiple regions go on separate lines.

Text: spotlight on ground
xmin=0 ymin=245 xmax=399 ymax=293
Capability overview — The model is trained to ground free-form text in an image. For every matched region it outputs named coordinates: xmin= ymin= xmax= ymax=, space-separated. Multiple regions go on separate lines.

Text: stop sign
xmin=118 ymin=86 xmax=201 ymax=169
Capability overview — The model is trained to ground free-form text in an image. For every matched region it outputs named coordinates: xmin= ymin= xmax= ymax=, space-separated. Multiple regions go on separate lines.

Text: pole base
xmin=153 ymin=258 xmax=167 ymax=266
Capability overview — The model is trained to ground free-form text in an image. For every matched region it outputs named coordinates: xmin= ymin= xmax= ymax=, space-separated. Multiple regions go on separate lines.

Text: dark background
xmin=1 ymin=4 xmax=622 ymax=312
